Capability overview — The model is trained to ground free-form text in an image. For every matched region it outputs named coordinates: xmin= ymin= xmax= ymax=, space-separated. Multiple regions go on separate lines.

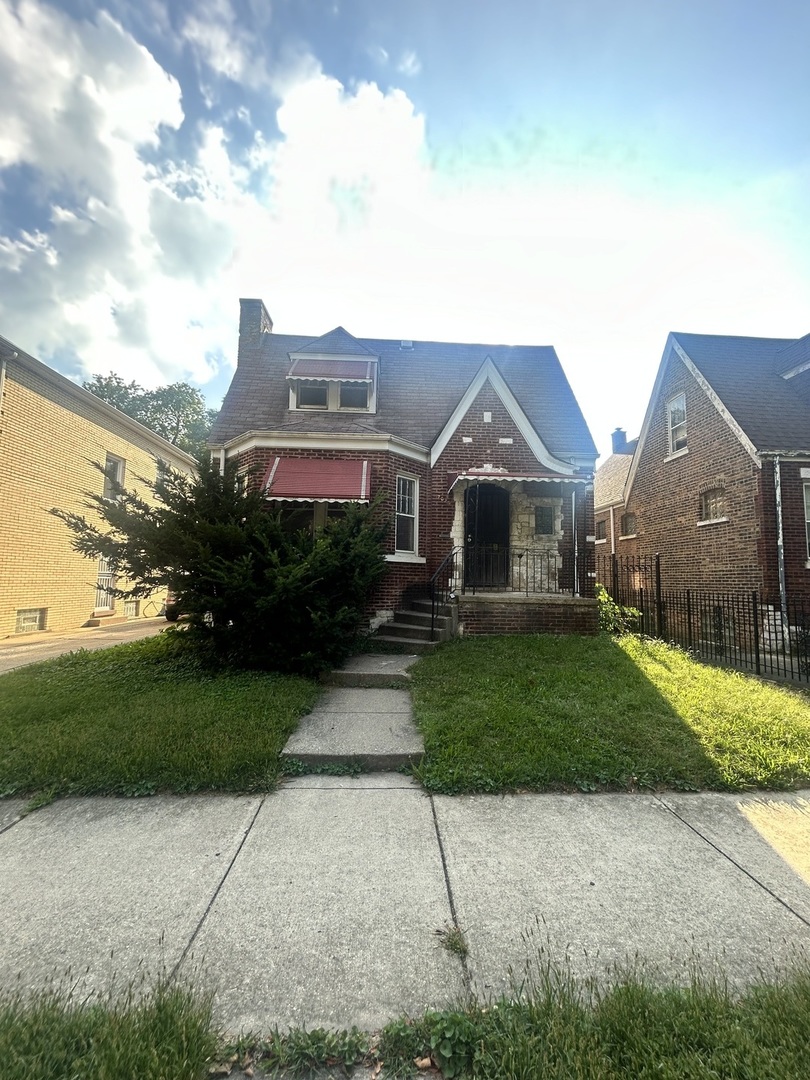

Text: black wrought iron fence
xmin=596 ymin=552 xmax=810 ymax=684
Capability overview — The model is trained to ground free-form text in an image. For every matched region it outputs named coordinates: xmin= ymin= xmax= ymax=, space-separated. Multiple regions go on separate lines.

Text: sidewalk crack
xmin=429 ymin=795 xmax=472 ymax=994
xmin=654 ymin=795 xmax=810 ymax=932
xmin=170 ymin=796 xmax=266 ymax=981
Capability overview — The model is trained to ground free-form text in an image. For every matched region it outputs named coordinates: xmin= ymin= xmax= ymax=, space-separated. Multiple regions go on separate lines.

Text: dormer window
xmin=297 ymin=381 xmax=329 ymax=409
xmin=339 ymin=383 xmax=369 ymax=410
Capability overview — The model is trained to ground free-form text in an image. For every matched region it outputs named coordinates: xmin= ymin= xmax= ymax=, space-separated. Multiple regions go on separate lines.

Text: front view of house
xmin=210 ymin=299 xmax=598 ymax=635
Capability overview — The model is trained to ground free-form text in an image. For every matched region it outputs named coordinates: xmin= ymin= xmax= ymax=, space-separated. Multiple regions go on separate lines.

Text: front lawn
xmin=411 ymin=634 xmax=810 ymax=794
xmin=0 ymin=634 xmax=320 ymax=799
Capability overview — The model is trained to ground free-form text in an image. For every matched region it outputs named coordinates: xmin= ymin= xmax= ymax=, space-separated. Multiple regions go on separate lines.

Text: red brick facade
xmin=600 ymin=350 xmax=810 ymax=601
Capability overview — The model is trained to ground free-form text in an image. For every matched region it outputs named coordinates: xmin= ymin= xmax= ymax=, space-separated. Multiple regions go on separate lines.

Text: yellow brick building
xmin=0 ymin=336 xmax=196 ymax=637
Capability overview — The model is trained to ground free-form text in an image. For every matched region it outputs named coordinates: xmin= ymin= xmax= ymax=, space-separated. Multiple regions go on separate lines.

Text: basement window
xmin=16 ymin=608 xmax=47 ymax=633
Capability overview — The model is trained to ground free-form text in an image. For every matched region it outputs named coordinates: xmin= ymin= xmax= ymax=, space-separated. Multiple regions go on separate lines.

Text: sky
xmin=1 ymin=0 xmax=809 ymax=462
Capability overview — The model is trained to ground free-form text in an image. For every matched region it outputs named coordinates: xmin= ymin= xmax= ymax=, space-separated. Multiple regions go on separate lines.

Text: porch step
xmin=370 ymin=635 xmax=440 ymax=654
xmin=84 ymin=615 xmax=129 ymax=627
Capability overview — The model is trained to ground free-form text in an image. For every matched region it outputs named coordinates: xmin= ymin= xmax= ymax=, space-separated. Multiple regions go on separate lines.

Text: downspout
xmin=609 ymin=504 xmax=615 ymax=554
xmin=572 ymin=487 xmax=579 ymax=596
xmin=773 ymin=455 xmax=788 ymax=624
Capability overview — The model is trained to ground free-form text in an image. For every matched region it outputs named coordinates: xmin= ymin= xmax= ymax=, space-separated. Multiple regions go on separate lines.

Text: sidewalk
xmin=0 ymin=617 xmax=168 ymax=674
xmin=1 ymin=652 xmax=809 ymax=1035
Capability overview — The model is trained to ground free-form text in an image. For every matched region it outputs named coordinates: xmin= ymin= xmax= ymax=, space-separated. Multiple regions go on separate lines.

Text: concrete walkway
xmin=0 ymin=617 xmax=168 ymax=674
xmin=1 ymin=652 xmax=810 ymax=1036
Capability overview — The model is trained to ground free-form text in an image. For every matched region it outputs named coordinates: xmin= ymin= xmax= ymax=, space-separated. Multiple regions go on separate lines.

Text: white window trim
xmin=395 ymin=473 xmax=419 ymax=555
xmin=595 ymin=537 xmax=607 ymax=545
xmin=697 ymin=517 xmax=729 ymax=527
xmin=804 ymin=482 xmax=810 ymax=562
xmin=289 ymin=379 xmax=376 ymax=414
xmin=663 ymin=447 xmax=689 ymax=463
xmin=667 ymin=392 xmax=687 ymax=455
xmin=385 ymin=553 xmax=427 ymax=564
xmin=618 ymin=533 xmax=637 ymax=540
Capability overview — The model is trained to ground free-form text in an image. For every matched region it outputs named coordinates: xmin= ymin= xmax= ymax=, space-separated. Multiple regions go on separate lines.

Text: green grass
xmin=411 ymin=634 xmax=810 ymax=794
xmin=0 ymin=976 xmax=217 ymax=1080
xmin=375 ymin=961 xmax=810 ymax=1078
xmin=0 ymin=634 xmax=321 ymax=799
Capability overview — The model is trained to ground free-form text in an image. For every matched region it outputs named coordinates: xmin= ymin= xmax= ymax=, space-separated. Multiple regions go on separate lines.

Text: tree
xmin=51 ymin=456 xmax=388 ymax=675
xmin=83 ymin=373 xmax=218 ymax=457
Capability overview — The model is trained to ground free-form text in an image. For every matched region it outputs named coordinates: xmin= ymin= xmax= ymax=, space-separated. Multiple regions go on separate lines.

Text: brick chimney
xmin=238 ymin=298 xmax=273 ymax=363
xmin=611 ymin=427 xmax=628 ymax=454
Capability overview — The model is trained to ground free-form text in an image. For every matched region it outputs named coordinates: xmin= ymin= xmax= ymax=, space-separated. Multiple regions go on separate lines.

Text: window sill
xmin=385 ymin=553 xmax=427 ymax=564
xmin=595 ymin=538 xmax=607 ymax=545
xmin=697 ymin=517 xmax=729 ymax=527
xmin=664 ymin=448 xmax=688 ymax=462
xmin=618 ymin=534 xmax=637 ymax=540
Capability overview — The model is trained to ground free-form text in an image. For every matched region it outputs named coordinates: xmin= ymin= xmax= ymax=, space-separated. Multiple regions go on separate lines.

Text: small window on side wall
xmin=700 ymin=488 xmax=725 ymax=521
xmin=620 ymin=512 xmax=636 ymax=536
xmin=103 ymin=453 xmax=125 ymax=500
xmin=667 ymin=393 xmax=687 ymax=453
xmin=595 ymin=520 xmax=607 ymax=540
xmin=804 ymin=484 xmax=810 ymax=559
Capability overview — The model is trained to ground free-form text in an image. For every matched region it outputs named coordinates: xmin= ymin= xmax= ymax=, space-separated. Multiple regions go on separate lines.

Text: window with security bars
xmin=395 ymin=475 xmax=417 ymax=552
xmin=16 ymin=608 xmax=46 ymax=633
xmin=667 ymin=393 xmax=687 ymax=453
xmin=124 ymin=599 xmax=140 ymax=617
xmin=700 ymin=488 xmax=725 ymax=521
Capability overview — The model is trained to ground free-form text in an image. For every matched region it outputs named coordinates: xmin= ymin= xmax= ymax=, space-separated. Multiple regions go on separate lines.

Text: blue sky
xmin=1 ymin=0 xmax=809 ymax=461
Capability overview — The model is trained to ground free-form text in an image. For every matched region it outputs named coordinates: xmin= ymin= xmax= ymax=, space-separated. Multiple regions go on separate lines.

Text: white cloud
xmin=397 ymin=50 xmax=421 ymax=76
xmin=1 ymin=0 xmax=809 ymax=457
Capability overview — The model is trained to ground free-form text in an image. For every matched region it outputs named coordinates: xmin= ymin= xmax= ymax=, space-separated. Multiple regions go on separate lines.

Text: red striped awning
xmin=262 ymin=457 xmax=370 ymax=503
xmin=287 ymin=359 xmax=374 ymax=382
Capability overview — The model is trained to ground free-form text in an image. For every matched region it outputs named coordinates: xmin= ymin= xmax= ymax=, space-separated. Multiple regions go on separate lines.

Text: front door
xmin=464 ymin=484 xmax=509 ymax=587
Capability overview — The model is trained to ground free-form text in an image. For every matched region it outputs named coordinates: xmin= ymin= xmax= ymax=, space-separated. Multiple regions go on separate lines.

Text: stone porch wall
xmin=457 ymin=593 xmax=599 ymax=636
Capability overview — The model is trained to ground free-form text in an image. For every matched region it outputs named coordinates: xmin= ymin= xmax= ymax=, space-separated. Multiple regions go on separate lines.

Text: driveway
xmin=0 ymin=617 xmax=168 ymax=674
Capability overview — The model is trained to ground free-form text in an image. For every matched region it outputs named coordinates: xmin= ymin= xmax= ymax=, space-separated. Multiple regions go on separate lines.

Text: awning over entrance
xmin=287 ymin=359 xmax=374 ymax=382
xmin=447 ymin=469 xmax=591 ymax=494
xmin=262 ymin=457 xmax=370 ymax=503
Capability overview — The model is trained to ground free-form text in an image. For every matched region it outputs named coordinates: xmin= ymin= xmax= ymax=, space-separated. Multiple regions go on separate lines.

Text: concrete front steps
xmin=371 ymin=598 xmax=455 ymax=653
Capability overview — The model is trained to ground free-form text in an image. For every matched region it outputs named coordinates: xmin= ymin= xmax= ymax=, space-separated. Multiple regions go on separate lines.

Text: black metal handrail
xmin=430 ymin=546 xmax=461 ymax=641
xmin=461 ymin=544 xmax=577 ymax=596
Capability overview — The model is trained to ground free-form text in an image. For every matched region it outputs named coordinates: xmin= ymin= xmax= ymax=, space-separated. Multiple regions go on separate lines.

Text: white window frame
xmin=667 ymin=393 xmax=687 ymax=455
xmin=291 ymin=380 xmax=375 ymax=413
xmin=804 ymin=483 xmax=810 ymax=561
xmin=395 ymin=474 xmax=418 ymax=555
xmin=103 ymin=453 xmax=125 ymax=501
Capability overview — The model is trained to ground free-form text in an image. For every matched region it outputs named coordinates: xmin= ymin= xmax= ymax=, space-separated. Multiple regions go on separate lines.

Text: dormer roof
xmin=291 ymin=326 xmax=378 ymax=359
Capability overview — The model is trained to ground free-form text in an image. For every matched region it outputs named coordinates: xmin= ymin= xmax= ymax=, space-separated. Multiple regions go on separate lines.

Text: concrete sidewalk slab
xmin=0 ymin=795 xmax=262 ymax=993
xmin=0 ymin=799 xmax=27 ymax=832
xmin=191 ymin=776 xmax=463 ymax=1034
xmin=0 ymin=618 xmax=168 ymax=674
xmin=312 ymin=688 xmax=413 ymax=713
xmin=282 ymin=688 xmax=424 ymax=770
xmin=326 ymin=654 xmax=419 ymax=687
xmin=660 ymin=791 xmax=810 ymax=923
xmin=434 ymin=792 xmax=810 ymax=1000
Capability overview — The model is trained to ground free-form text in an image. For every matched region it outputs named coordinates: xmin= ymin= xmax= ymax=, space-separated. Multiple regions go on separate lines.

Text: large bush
xmin=52 ymin=456 xmax=387 ymax=675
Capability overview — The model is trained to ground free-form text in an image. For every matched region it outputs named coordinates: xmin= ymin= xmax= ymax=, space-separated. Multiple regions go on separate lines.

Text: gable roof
xmin=671 ymin=332 xmax=810 ymax=453
xmin=594 ymin=453 xmax=633 ymax=509
xmin=211 ymin=325 xmax=597 ymax=464
xmin=292 ymin=327 xmax=378 ymax=357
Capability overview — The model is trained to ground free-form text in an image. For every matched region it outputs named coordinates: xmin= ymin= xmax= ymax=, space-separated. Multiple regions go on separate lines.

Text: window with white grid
xmin=395 ymin=475 xmax=417 ymax=553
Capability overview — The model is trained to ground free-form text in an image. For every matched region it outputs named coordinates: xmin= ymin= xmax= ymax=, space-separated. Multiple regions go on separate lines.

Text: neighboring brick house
xmin=209 ymin=299 xmax=598 ymax=635
xmin=595 ymin=330 xmax=810 ymax=605
xmin=0 ymin=335 xmax=196 ymax=637
xmin=594 ymin=427 xmax=637 ymax=555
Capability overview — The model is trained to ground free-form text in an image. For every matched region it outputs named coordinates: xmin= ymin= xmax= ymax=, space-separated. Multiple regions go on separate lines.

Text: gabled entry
xmin=464 ymin=484 xmax=509 ymax=587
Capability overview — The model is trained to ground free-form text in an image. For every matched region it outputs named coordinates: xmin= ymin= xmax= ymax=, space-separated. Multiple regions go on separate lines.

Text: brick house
xmin=209 ymin=299 xmax=598 ymax=637
xmin=0 ymin=334 xmax=196 ymax=637
xmin=594 ymin=330 xmax=810 ymax=606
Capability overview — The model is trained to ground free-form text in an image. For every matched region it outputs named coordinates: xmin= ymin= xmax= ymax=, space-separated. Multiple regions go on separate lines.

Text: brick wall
xmin=0 ymin=359 xmax=190 ymax=636
xmin=623 ymin=353 xmax=766 ymax=593
xmin=458 ymin=594 xmax=599 ymax=635
xmin=760 ymin=458 xmax=810 ymax=600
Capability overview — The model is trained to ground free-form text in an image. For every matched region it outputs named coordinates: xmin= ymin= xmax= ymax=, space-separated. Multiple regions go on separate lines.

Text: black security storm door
xmin=464 ymin=484 xmax=509 ymax=587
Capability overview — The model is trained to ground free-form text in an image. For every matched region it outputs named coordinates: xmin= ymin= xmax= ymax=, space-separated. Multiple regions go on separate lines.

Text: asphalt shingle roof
xmin=673 ymin=332 xmax=810 ymax=453
xmin=594 ymin=453 xmax=633 ymax=509
xmin=211 ymin=329 xmax=597 ymax=459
